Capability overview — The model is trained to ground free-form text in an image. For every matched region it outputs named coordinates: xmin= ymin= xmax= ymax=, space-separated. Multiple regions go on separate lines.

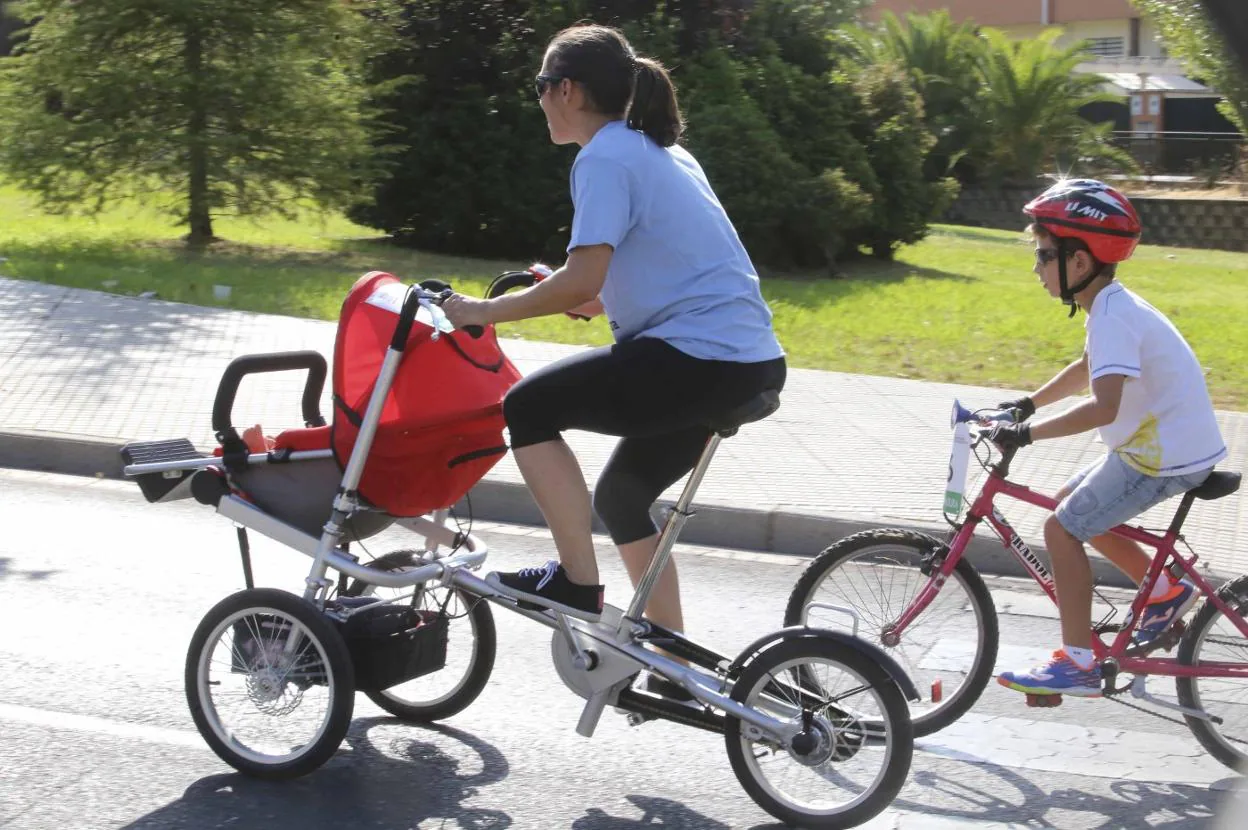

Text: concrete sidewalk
xmin=2 ymin=276 xmax=1245 ymax=585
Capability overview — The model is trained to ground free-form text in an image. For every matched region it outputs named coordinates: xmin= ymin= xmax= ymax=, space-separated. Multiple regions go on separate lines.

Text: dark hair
xmin=1027 ymin=224 xmax=1117 ymax=279
xmin=546 ymin=23 xmax=684 ymax=147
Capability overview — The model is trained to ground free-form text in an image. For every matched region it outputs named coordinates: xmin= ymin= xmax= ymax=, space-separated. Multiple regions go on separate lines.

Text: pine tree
xmin=0 ymin=0 xmax=396 ymax=245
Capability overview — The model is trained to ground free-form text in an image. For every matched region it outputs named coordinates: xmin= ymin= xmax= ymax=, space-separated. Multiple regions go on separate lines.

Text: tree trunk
xmin=184 ymin=20 xmax=213 ymax=247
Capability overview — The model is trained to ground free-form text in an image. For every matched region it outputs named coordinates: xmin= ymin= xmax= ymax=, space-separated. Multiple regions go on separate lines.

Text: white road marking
xmin=918 ymin=712 xmax=1240 ymax=787
xmin=0 ymin=702 xmax=206 ymax=749
xmin=920 ymin=639 xmax=1056 ymax=675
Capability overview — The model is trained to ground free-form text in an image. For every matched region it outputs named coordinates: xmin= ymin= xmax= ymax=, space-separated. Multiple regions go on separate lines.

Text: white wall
xmin=991 ymin=18 xmax=1167 ymax=58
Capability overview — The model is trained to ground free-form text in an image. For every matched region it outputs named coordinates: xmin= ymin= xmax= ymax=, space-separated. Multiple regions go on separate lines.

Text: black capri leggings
xmin=503 ymin=337 xmax=786 ymax=545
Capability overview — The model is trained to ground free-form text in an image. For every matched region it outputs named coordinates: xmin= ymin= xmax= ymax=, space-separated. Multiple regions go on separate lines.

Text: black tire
xmin=185 ymin=588 xmax=355 ymax=779
xmin=724 ymin=635 xmax=914 ymax=829
xmin=345 ymin=551 xmax=496 ymax=722
xmin=785 ymin=528 xmax=999 ymax=737
xmin=1176 ymin=573 xmax=1248 ymax=771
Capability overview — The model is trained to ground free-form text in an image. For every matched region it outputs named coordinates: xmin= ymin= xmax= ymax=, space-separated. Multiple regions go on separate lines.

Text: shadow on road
xmin=123 ymin=717 xmax=513 ymax=829
xmin=887 ymin=762 xmax=1238 ymax=828
xmin=573 ymin=794 xmax=731 ymax=829
xmin=0 ymin=557 xmax=58 ymax=582
xmin=122 ymin=717 xmax=733 ymax=829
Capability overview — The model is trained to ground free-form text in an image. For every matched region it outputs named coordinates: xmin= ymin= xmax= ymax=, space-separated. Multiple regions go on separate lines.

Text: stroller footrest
xmin=120 ymin=438 xmax=206 ymax=503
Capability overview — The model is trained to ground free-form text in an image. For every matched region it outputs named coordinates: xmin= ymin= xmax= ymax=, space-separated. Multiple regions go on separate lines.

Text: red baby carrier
xmin=328 ymin=271 xmax=521 ymax=517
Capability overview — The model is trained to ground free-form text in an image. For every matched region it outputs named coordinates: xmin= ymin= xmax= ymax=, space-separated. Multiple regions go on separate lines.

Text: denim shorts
xmin=1055 ymin=453 xmax=1214 ymax=542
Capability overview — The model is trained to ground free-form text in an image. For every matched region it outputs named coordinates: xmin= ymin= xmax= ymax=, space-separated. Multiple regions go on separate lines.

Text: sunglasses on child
xmin=535 ymin=74 xmax=569 ymax=98
xmin=1034 ymin=248 xmax=1062 ymax=265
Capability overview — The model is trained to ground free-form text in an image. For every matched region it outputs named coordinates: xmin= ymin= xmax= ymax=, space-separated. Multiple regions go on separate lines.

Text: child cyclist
xmin=987 ymin=179 xmax=1227 ymax=699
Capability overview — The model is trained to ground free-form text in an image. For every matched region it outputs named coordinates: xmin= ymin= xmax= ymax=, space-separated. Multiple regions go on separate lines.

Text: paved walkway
xmin=2 ymin=276 xmax=1245 ymax=579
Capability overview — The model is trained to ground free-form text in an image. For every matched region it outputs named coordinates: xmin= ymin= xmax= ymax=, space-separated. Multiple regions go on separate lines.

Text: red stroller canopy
xmin=331 ymin=271 xmax=522 ymax=516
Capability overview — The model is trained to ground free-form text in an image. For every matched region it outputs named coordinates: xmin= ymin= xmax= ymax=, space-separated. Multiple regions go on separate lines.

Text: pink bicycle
xmin=784 ymin=400 xmax=1248 ymax=771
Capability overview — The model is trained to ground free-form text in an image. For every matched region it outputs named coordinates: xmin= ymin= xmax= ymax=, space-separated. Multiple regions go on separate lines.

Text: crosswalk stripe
xmin=917 ymin=711 xmax=1240 ymax=786
xmin=860 ymin=812 xmax=1028 ymax=829
xmin=919 ymin=639 xmax=1054 ymax=675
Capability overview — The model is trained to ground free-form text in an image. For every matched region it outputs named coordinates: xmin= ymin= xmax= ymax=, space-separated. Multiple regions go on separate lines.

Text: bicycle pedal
xmin=1025 ymin=693 xmax=1063 ymax=708
xmin=1125 ymin=620 xmax=1187 ymax=657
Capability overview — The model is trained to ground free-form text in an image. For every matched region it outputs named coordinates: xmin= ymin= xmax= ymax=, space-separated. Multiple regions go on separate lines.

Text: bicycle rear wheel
xmin=724 ymin=634 xmax=913 ymax=828
xmin=1176 ymin=574 xmax=1248 ymax=771
xmin=785 ymin=528 xmax=999 ymax=736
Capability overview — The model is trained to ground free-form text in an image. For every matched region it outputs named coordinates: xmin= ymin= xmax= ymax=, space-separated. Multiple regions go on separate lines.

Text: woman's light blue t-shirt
xmin=567 ymin=120 xmax=784 ymax=363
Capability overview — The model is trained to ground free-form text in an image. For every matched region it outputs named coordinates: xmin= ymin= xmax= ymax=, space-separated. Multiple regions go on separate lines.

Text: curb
xmin=1 ymin=428 xmax=1137 ymax=588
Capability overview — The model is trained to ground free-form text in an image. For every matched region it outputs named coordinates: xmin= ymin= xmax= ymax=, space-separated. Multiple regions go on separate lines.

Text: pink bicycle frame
xmin=890 ymin=472 xmax=1248 ymax=680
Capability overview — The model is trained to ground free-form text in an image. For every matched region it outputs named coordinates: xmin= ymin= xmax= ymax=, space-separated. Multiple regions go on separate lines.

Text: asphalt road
xmin=1 ymin=469 xmax=1245 ymax=829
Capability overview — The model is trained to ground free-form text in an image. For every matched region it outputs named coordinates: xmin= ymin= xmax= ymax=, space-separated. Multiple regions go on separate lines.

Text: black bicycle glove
xmin=987 ymin=422 xmax=1032 ymax=451
xmin=996 ymin=395 xmax=1036 ymax=422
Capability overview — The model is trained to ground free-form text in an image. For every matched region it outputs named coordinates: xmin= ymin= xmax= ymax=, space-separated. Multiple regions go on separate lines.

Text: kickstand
xmin=236 ymin=527 xmax=254 ymax=590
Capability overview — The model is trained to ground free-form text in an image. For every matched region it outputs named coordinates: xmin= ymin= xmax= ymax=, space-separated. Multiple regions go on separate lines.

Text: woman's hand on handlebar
xmin=441 ymin=293 xmax=495 ymax=331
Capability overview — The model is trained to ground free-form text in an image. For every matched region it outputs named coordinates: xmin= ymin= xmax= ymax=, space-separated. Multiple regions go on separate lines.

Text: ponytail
xmin=627 ymin=58 xmax=683 ymax=147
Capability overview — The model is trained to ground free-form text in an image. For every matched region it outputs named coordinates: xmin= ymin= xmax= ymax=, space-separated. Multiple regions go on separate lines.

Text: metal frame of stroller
xmin=122 ymin=276 xmax=918 ymax=829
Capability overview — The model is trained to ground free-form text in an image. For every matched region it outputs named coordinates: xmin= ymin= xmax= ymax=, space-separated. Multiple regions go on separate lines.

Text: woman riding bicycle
xmin=443 ymin=23 xmax=786 ymax=699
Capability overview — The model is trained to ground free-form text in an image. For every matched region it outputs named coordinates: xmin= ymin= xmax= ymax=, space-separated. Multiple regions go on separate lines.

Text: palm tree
xmin=838 ymin=11 xmax=986 ymax=180
xmin=974 ymin=29 xmax=1132 ymax=182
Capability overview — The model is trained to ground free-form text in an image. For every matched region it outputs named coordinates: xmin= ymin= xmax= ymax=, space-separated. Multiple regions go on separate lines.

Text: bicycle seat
xmin=1192 ymin=470 xmax=1241 ymax=501
xmin=706 ymin=390 xmax=781 ymax=437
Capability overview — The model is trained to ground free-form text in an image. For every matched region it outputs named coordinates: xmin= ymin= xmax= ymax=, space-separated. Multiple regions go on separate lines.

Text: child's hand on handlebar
xmin=441 ymin=293 xmax=494 ymax=330
xmin=987 ymin=422 xmax=1033 ymax=451
xmin=996 ymin=395 xmax=1036 ymax=422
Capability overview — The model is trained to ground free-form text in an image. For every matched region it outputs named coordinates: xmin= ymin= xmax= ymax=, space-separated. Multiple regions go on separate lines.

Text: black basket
xmin=339 ymin=603 xmax=449 ymax=692
xmin=227 ymin=601 xmax=449 ymax=693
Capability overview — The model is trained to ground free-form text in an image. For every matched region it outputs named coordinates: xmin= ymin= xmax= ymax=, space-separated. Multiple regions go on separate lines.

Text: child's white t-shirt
xmin=1085 ymin=283 xmax=1226 ymax=476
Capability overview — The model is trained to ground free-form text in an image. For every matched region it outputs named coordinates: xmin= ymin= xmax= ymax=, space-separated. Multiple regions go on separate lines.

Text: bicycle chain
xmin=1103 ymin=690 xmax=1190 ymax=727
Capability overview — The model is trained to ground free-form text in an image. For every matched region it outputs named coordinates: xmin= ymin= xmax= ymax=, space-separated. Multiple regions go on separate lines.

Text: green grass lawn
xmin=3 ymin=183 xmax=1246 ymax=409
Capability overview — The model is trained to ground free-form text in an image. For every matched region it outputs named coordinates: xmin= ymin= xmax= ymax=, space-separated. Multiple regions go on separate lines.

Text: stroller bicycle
xmin=122 ymin=270 xmax=918 ymax=828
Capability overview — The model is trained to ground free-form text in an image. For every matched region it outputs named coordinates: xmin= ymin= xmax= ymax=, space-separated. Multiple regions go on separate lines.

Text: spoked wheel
xmin=785 ymin=528 xmax=999 ymax=736
xmin=345 ymin=550 xmax=496 ymax=722
xmin=724 ymin=635 xmax=914 ymax=829
xmin=1176 ymin=574 xmax=1248 ymax=771
xmin=185 ymin=588 xmax=355 ymax=779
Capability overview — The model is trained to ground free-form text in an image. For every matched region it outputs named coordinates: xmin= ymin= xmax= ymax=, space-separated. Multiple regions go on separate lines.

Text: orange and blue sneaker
xmin=1135 ymin=580 xmax=1199 ymax=646
xmin=997 ymin=650 xmax=1102 ymax=698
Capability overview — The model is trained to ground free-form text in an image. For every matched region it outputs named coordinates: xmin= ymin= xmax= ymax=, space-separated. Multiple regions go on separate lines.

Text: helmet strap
xmin=1057 ymin=238 xmax=1076 ymax=318
xmin=1057 ymin=237 xmax=1101 ymax=319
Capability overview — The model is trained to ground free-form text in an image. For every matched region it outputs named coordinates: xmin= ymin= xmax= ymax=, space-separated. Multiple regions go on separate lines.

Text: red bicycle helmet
xmin=1023 ymin=178 xmax=1142 ymax=263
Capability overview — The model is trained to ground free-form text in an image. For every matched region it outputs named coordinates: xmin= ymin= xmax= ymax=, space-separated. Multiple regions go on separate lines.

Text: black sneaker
xmin=486 ymin=561 xmax=603 ymax=621
xmin=642 ymin=672 xmax=697 ymax=705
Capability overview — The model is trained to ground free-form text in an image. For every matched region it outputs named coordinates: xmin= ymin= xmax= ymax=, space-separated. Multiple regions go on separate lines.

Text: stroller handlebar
xmin=392 ymin=285 xmax=487 ymax=344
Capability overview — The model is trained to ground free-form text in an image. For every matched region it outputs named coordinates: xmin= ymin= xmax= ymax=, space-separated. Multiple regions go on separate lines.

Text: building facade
xmin=868 ymin=1 xmax=1241 ymax=172
xmin=867 ymin=1 xmax=1164 ymax=58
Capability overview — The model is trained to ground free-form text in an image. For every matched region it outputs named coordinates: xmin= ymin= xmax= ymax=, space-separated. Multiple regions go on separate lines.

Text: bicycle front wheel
xmin=785 ymin=528 xmax=998 ymax=736
xmin=185 ymin=588 xmax=355 ymax=779
xmin=1176 ymin=574 xmax=1248 ymax=771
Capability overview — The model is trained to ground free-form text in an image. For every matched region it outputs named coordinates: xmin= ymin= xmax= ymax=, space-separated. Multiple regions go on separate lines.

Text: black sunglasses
xmin=1034 ymin=248 xmax=1062 ymax=265
xmin=535 ymin=74 xmax=569 ymax=98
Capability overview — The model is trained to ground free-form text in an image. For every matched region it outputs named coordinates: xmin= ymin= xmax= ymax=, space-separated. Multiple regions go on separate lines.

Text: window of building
xmin=1086 ymin=37 xmax=1126 ymax=58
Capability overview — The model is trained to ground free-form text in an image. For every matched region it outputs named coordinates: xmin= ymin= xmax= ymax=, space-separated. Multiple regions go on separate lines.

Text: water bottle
xmin=944 ymin=419 xmax=972 ymax=515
